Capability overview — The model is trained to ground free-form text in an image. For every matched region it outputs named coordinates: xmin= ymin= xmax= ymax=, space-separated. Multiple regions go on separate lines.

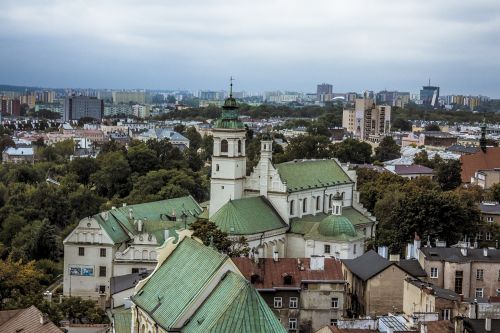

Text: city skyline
xmin=1 ymin=0 xmax=500 ymax=97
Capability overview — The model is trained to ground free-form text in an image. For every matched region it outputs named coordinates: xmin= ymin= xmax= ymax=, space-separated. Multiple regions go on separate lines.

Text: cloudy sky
xmin=1 ymin=0 xmax=499 ymax=96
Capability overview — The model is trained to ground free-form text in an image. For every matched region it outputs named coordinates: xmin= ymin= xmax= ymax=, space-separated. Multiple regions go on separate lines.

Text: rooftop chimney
xmin=40 ymin=313 xmax=49 ymax=325
xmin=486 ymin=318 xmax=492 ymax=332
xmin=461 ymin=248 xmax=468 ymax=257
xmin=455 ymin=317 xmax=464 ymax=333
xmin=310 ymin=256 xmax=325 ymax=270
xmin=484 ymin=248 xmax=489 ymax=257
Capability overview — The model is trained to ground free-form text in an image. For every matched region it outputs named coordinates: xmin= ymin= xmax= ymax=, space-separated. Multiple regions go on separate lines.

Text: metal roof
xmin=420 ymin=247 xmax=500 ymax=263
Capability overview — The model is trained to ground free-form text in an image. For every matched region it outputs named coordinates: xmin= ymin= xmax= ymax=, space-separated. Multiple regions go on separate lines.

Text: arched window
xmin=329 ymin=194 xmax=332 ymax=208
xmin=290 ymin=200 xmax=295 ymax=215
xmin=303 ymin=198 xmax=307 ymax=213
xmin=221 ymin=139 xmax=228 ymax=153
xmin=316 ymin=196 xmax=321 ymax=210
xmin=335 ymin=206 xmax=339 ymax=214
xmin=238 ymin=140 xmax=242 ymax=154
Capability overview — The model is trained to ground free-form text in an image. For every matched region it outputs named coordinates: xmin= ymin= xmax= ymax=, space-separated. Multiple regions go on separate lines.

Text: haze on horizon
xmin=1 ymin=0 xmax=500 ymax=97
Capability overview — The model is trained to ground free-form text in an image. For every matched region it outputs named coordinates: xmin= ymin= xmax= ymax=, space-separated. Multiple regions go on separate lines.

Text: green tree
xmin=392 ymin=118 xmax=412 ymax=131
xmin=488 ymin=183 xmax=500 ymax=202
xmin=282 ymin=135 xmax=333 ymax=161
xmin=424 ymin=123 xmax=441 ymax=131
xmin=183 ymin=126 xmax=203 ymax=151
xmin=374 ymin=136 xmax=401 ymax=162
xmin=69 ymin=157 xmax=99 ymax=185
xmin=127 ymin=143 xmax=159 ymax=175
xmin=434 ymin=159 xmax=462 ymax=191
xmin=332 ymin=138 xmax=372 ymax=164
xmin=91 ymin=151 xmax=132 ymax=198
xmin=190 ymin=219 xmax=250 ymax=256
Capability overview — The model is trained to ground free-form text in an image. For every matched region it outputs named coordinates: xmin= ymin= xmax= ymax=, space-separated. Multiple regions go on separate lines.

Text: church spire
xmin=480 ymin=116 xmax=487 ymax=152
xmin=213 ymin=76 xmax=243 ymax=129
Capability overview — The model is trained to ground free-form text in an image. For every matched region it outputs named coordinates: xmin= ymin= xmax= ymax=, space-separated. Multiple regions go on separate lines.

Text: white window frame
xmin=289 ymin=297 xmax=298 ymax=309
xmin=330 ymin=319 xmax=338 ymax=326
xmin=496 ymin=289 xmax=500 ymax=296
xmin=274 ymin=297 xmax=282 ymax=309
xmin=430 ymin=267 xmax=438 ymax=279
xmin=487 ymin=216 xmax=494 ymax=223
xmin=477 ymin=269 xmax=484 ymax=280
xmin=442 ymin=309 xmax=451 ymax=320
xmin=331 ymin=297 xmax=339 ymax=309
xmin=486 ymin=232 xmax=492 ymax=241
xmin=289 ymin=318 xmax=297 ymax=330
xmin=475 ymin=288 xmax=484 ymax=298
xmin=324 ymin=244 xmax=331 ymax=254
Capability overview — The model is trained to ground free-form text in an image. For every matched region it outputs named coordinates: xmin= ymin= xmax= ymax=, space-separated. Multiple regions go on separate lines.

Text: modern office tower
xmin=317 ymin=83 xmax=333 ymax=102
xmin=63 ymin=96 xmax=103 ymax=121
xmin=420 ymin=84 xmax=440 ymax=107
xmin=343 ymin=98 xmax=391 ymax=140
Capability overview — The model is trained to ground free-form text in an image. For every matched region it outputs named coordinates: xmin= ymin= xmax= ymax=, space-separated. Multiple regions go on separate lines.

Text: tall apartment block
xmin=420 ymin=85 xmax=440 ymax=107
xmin=342 ymin=98 xmax=391 ymax=141
xmin=317 ymin=83 xmax=333 ymax=102
xmin=63 ymin=96 xmax=103 ymax=122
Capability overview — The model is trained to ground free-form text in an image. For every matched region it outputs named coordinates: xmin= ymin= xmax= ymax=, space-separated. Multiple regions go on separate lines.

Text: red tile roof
xmin=232 ymin=257 xmax=344 ymax=290
xmin=0 ymin=305 xmax=63 ymax=333
xmin=460 ymin=147 xmax=500 ymax=183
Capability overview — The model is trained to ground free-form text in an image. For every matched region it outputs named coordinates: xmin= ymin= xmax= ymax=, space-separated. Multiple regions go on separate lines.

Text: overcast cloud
xmin=1 ymin=0 xmax=499 ymax=96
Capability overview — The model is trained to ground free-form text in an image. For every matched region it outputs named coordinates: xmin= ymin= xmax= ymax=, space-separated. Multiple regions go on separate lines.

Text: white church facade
xmin=206 ymin=90 xmax=376 ymax=261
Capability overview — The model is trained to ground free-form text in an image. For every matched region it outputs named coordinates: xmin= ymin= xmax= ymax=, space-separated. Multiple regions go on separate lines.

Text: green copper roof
xmin=275 ymin=159 xmax=352 ymax=192
xmin=290 ymin=208 xmax=373 ymax=239
xmin=94 ymin=196 xmax=202 ymax=244
xmin=210 ymin=196 xmax=287 ymax=235
xmin=213 ymin=92 xmax=244 ymax=129
xmin=132 ymin=237 xmax=228 ymax=330
xmin=113 ymin=309 xmax=132 ymax=333
xmin=318 ymin=215 xmax=357 ymax=237
xmin=184 ymin=271 xmax=286 ymax=333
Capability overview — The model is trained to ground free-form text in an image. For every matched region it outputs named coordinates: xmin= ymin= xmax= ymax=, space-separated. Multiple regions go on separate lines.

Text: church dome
xmin=318 ymin=215 xmax=357 ymax=237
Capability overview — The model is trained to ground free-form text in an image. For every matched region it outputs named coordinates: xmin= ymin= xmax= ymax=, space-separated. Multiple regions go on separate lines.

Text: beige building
xmin=342 ymin=250 xmax=427 ymax=317
xmin=418 ymin=247 xmax=500 ymax=299
xmin=342 ymin=98 xmax=391 ymax=141
xmin=403 ymin=278 xmax=468 ymax=321
xmin=472 ymin=169 xmax=500 ymax=189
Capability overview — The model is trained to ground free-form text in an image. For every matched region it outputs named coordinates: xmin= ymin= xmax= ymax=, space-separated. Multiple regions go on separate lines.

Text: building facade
xmin=63 ymin=96 xmax=103 ymax=121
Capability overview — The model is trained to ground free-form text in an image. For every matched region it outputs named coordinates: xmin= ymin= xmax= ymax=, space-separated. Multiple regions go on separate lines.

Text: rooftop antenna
xmin=428 ymin=78 xmax=431 ymax=86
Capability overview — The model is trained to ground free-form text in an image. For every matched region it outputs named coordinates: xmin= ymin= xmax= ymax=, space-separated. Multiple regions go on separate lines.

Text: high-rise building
xmin=317 ymin=83 xmax=333 ymax=102
xmin=112 ymin=91 xmax=147 ymax=104
xmin=63 ymin=96 xmax=103 ymax=122
xmin=42 ymin=90 xmax=55 ymax=104
xmin=342 ymin=98 xmax=391 ymax=141
xmin=420 ymin=85 xmax=440 ymax=107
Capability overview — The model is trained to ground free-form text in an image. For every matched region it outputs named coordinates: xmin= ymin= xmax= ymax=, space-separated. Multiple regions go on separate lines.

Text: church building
xmin=207 ymin=85 xmax=376 ymax=260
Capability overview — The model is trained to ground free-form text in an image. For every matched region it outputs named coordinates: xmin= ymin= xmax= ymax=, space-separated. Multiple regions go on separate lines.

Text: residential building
xmin=418 ymin=247 xmax=500 ymax=299
xmin=62 ymin=196 xmax=202 ymax=302
xmin=0 ymin=305 xmax=63 ymax=333
xmin=479 ymin=202 xmax=500 ymax=226
xmin=342 ymin=250 xmax=427 ymax=317
xmin=463 ymin=318 xmax=500 ymax=333
xmin=385 ymin=164 xmax=434 ymax=179
xmin=19 ymin=93 xmax=36 ymax=108
xmin=420 ymin=85 xmax=440 ymax=107
xmin=112 ymin=91 xmax=147 ymax=104
xmin=233 ymin=256 xmax=346 ymax=333
xmin=104 ymin=104 xmax=133 ymax=117
xmin=2 ymin=147 xmax=34 ymax=164
xmin=135 ymin=128 xmax=190 ymax=149
xmin=63 ymin=96 xmax=103 ymax=121
xmin=472 ymin=169 xmax=500 ymax=189
xmin=130 ymin=229 xmax=286 ymax=333
xmin=342 ymin=99 xmax=391 ymax=141
xmin=403 ymin=277 xmax=467 ymax=321
xmin=42 ymin=90 xmax=55 ymax=103
xmin=317 ymin=83 xmax=333 ymax=102
xmin=110 ymin=270 xmax=151 ymax=309
xmin=446 ymin=145 xmax=480 ymax=156
xmin=418 ymin=132 xmax=458 ymax=147
xmin=132 ymin=104 xmax=151 ymax=118
xmin=461 ymin=147 xmax=500 ymax=184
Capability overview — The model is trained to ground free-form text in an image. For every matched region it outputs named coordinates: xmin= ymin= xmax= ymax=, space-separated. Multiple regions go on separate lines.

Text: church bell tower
xmin=209 ymin=78 xmax=247 ymax=217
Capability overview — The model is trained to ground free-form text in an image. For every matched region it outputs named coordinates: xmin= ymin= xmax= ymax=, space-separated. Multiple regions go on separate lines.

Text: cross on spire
xmin=229 ymin=76 xmax=234 ymax=98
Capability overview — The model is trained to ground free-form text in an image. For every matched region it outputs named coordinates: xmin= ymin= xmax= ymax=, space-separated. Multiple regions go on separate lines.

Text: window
xmin=99 ymin=285 xmax=106 ymax=294
xmin=303 ymin=198 xmax=307 ymax=213
xmin=487 ymin=216 xmax=494 ymax=223
xmin=220 ymin=139 xmax=228 ymax=153
xmin=330 ymin=319 xmax=338 ymax=326
xmin=354 ymin=244 xmax=357 ymax=254
xmin=477 ymin=269 xmax=484 ymax=280
xmin=238 ymin=140 xmax=242 ymax=153
xmin=78 ymin=247 xmax=85 ymax=256
xmin=316 ymin=196 xmax=321 ymax=210
xmin=274 ymin=297 xmax=282 ymax=308
xmin=331 ymin=297 xmax=339 ymax=308
xmin=289 ymin=200 xmax=294 ymax=215
xmin=475 ymin=288 xmax=484 ymax=298
xmin=497 ymin=289 xmax=500 ymax=296
xmin=283 ymin=275 xmax=293 ymax=285
xmin=100 ymin=248 xmax=106 ymax=257
xmin=289 ymin=297 xmax=298 ymax=309
xmin=329 ymin=194 xmax=332 ymax=208
xmin=216 ymin=164 xmax=219 ymax=172
xmin=486 ymin=232 xmax=492 ymax=241
xmin=99 ymin=266 xmax=106 ymax=277
xmin=324 ymin=244 xmax=331 ymax=254
xmin=477 ymin=232 xmax=483 ymax=240
xmin=289 ymin=318 xmax=297 ymax=330
xmin=455 ymin=271 xmax=463 ymax=294
xmin=430 ymin=267 xmax=438 ymax=278
xmin=498 ymin=270 xmax=500 ymax=281
xmin=442 ymin=309 xmax=451 ymax=320
xmin=335 ymin=206 xmax=339 ymax=214
xmin=132 ymin=268 xmax=139 ymax=273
